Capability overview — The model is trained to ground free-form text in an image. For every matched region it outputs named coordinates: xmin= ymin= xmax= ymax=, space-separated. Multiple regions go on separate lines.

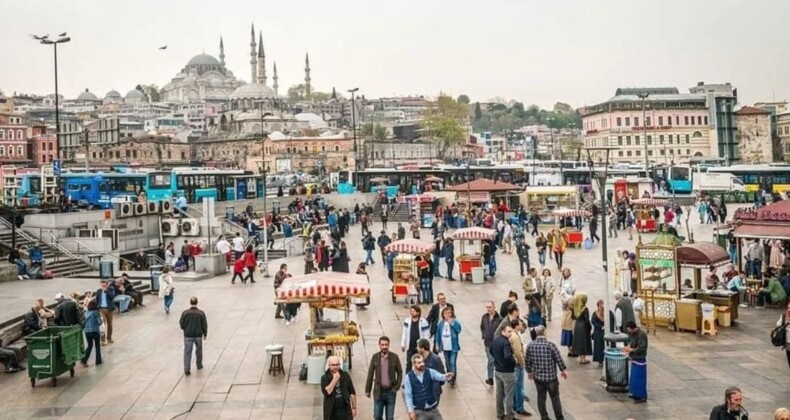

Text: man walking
xmin=491 ymin=324 xmax=517 ymax=420
xmin=426 ymin=293 xmax=454 ymax=337
xmin=95 ymin=280 xmax=116 ymax=344
xmin=526 ymin=325 xmax=567 ymax=420
xmin=613 ymin=291 xmax=636 ymax=333
xmin=441 ymin=239 xmax=455 ymax=281
xmin=709 ymin=387 xmax=748 ymax=420
xmin=401 ymin=305 xmax=431 ymax=371
xmin=417 ymin=338 xmax=446 ymax=404
xmin=480 ymin=301 xmax=501 ymax=386
xmin=274 ymin=264 xmax=291 ymax=320
xmin=362 ymin=232 xmax=376 ymax=265
xmin=510 ymin=319 xmax=531 ymax=417
xmin=179 ymin=296 xmax=208 ymax=376
xmin=322 ymin=355 xmax=357 ymax=420
xmin=403 ymin=354 xmax=453 ymax=420
xmin=516 ymin=237 xmax=531 ymax=277
xmin=377 ymin=230 xmax=392 ymax=264
xmin=624 ymin=320 xmax=648 ymax=403
xmin=365 ymin=336 xmax=403 ymax=420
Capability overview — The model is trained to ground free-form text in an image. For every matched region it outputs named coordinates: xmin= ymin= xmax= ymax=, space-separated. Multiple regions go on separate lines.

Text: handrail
xmin=46 ymin=233 xmax=78 ymax=276
xmin=148 ymin=254 xmax=166 ymax=267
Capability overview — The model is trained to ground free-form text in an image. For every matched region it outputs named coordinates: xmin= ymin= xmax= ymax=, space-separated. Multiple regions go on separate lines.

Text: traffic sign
xmin=53 ymin=160 xmax=61 ymax=176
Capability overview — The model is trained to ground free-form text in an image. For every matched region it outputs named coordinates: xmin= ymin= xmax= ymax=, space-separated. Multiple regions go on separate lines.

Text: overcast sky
xmin=2 ymin=0 xmax=787 ymax=108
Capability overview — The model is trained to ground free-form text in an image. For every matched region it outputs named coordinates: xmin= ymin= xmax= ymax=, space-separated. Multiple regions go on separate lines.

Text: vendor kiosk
xmin=397 ymin=194 xmax=438 ymax=228
xmin=452 ymin=227 xmax=496 ymax=281
xmin=384 ymin=239 xmax=436 ymax=305
xmin=275 ymin=272 xmax=369 ymax=369
xmin=519 ymin=186 xmax=580 ymax=224
xmin=631 ymin=198 xmax=668 ymax=233
xmin=552 ymin=208 xmax=591 ymax=248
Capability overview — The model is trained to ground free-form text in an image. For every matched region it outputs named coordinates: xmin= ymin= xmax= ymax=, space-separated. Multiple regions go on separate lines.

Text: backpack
xmin=771 ymin=314 xmax=787 ymax=347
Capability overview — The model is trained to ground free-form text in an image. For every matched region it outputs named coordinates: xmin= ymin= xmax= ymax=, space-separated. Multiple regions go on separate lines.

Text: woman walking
xmin=619 ymin=250 xmax=632 ymax=296
xmin=355 ymin=263 xmax=370 ymax=310
xmin=502 ymin=221 xmax=514 ymax=254
xmin=540 ymin=268 xmax=555 ymax=321
xmin=80 ymin=300 xmax=102 ymax=367
xmin=571 ymin=293 xmax=593 ymax=364
xmin=551 ymin=229 xmax=567 ymax=270
xmin=433 ymin=306 xmax=462 ymax=385
xmin=333 ymin=241 xmax=350 ymax=273
xmin=242 ymin=244 xmax=257 ymax=284
xmin=526 ymin=297 xmax=545 ymax=340
xmin=560 ymin=294 xmax=576 ymax=357
xmin=535 ymin=232 xmax=548 ymax=267
xmin=592 ymin=299 xmax=606 ymax=367
xmin=159 ymin=266 xmax=175 ymax=314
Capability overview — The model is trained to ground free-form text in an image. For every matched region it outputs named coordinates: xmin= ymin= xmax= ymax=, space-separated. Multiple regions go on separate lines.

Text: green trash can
xmin=24 ymin=326 xmax=84 ymax=387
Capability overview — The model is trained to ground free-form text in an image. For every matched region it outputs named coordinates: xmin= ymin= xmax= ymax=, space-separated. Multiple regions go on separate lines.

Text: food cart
xmin=519 ymin=186 xmax=580 ymax=224
xmin=397 ymin=194 xmax=438 ymax=227
xmin=552 ymin=208 xmax=591 ymax=248
xmin=631 ymin=198 xmax=669 ymax=233
xmin=275 ymin=272 xmax=369 ymax=369
xmin=452 ymin=227 xmax=496 ymax=280
xmin=384 ymin=239 xmax=436 ymax=304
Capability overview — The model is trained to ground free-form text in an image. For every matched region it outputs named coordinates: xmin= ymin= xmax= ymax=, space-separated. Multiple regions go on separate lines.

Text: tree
xmin=287 ymin=84 xmax=332 ymax=103
xmin=140 ymin=84 xmax=161 ymax=102
xmin=473 ymin=102 xmax=482 ymax=120
xmin=553 ymin=102 xmax=574 ymax=115
xmin=422 ymin=94 xmax=468 ymax=160
xmin=457 ymin=94 xmax=470 ymax=105
xmin=373 ymin=124 xmax=387 ymax=141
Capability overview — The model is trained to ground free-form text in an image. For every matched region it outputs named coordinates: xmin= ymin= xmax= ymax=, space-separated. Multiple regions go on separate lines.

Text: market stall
xmin=731 ymin=200 xmax=790 ymax=274
xmin=275 ymin=272 xmax=369 ymax=369
xmin=445 ymin=178 xmax=522 ymax=211
xmin=519 ymin=186 xmax=580 ymax=224
xmin=606 ymin=178 xmax=654 ymax=202
xmin=452 ymin=227 xmax=496 ymax=281
xmin=396 ymin=194 xmax=439 ymax=227
xmin=675 ymin=242 xmax=736 ymax=332
xmin=631 ymin=198 xmax=669 ymax=233
xmin=384 ymin=239 xmax=436 ymax=304
xmin=552 ymin=208 xmax=592 ymax=248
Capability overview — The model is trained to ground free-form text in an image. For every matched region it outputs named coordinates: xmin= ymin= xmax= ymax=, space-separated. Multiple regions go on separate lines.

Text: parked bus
xmin=146 ymin=167 xmax=253 ymax=203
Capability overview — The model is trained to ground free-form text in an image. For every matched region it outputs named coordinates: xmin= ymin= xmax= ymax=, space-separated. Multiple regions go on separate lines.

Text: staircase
xmin=0 ymin=222 xmax=94 ymax=278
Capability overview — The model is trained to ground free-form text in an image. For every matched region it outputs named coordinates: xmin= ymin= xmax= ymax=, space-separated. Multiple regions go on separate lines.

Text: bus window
xmin=29 ymin=178 xmax=41 ymax=194
xmin=671 ymin=167 xmax=689 ymax=181
xmin=149 ymin=173 xmax=172 ymax=189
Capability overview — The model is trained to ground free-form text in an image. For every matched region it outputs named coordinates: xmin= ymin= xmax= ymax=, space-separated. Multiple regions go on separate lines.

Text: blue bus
xmin=146 ymin=167 xmax=261 ymax=203
xmin=63 ymin=173 xmax=147 ymax=209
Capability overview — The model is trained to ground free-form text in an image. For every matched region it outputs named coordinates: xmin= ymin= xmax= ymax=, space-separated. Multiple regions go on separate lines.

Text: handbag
xmin=771 ymin=315 xmax=786 ymax=347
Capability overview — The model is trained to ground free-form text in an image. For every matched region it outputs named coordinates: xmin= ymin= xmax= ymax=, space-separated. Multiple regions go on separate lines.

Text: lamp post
xmin=348 ymin=88 xmax=359 ymax=186
xmin=37 ymin=34 xmax=70 ymax=165
xmin=586 ymin=147 xmax=615 ymax=318
xmin=637 ymin=92 xmax=650 ymax=177
xmin=258 ymin=100 xmax=270 ymax=278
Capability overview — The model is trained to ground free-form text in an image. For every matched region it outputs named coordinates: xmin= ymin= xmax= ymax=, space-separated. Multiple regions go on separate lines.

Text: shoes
xmin=165 ymin=308 xmax=170 ymax=314
xmin=485 ymin=378 xmax=494 ymax=386
xmin=285 ymin=320 xmax=291 ymax=326
xmin=197 ymin=365 xmax=203 ymax=370
xmin=515 ymin=410 xmax=532 ymax=416
xmin=739 ymin=303 xmax=748 ymax=308
xmin=5 ymin=367 xmax=22 ymax=373
xmin=275 ymin=315 xmax=284 ymax=319
xmin=80 ymin=361 xmax=89 ymax=368
xmin=23 ymin=275 xmax=29 ymax=279
xmin=250 ymin=280 xmax=256 ymax=283
xmin=185 ymin=370 xmax=191 ymax=376
xmin=634 ymin=398 xmax=647 ymax=404
xmin=231 ymin=281 xmax=235 ymax=284
xmin=18 ymin=275 xmax=23 ymax=281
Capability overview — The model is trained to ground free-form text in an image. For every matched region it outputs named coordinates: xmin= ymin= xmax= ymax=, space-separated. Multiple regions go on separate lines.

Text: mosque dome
xmin=77 ymin=88 xmax=98 ymax=101
xmin=104 ymin=89 xmax=121 ymax=99
xmin=187 ymin=54 xmax=221 ymax=67
xmin=295 ymin=112 xmax=328 ymax=129
xmin=229 ymin=83 xmax=276 ymax=100
xmin=125 ymin=89 xmax=145 ymax=100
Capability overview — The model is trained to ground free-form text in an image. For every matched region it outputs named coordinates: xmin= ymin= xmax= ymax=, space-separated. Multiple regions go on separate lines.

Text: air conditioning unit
xmin=134 ymin=202 xmax=147 ymax=216
xmin=77 ymin=229 xmax=95 ymax=238
xmin=161 ymin=218 xmax=180 ymax=237
xmin=161 ymin=199 xmax=173 ymax=214
xmin=147 ymin=201 xmax=160 ymax=214
xmin=181 ymin=218 xmax=200 ymax=236
xmin=117 ymin=202 xmax=134 ymax=218
xmin=97 ymin=229 xmax=119 ymax=250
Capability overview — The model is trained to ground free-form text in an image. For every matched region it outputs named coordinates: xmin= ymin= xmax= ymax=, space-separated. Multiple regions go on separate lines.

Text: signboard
xmin=53 ymin=160 xmax=61 ymax=176
xmin=275 ymin=159 xmax=292 ymax=173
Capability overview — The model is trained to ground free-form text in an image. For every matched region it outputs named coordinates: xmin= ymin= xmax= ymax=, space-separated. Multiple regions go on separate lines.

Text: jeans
xmin=513 ymin=367 xmax=525 ymax=412
xmin=445 ymin=260 xmax=454 ymax=280
xmin=82 ymin=331 xmax=102 ymax=365
xmin=519 ymin=258 xmax=531 ymax=277
xmin=373 ymin=389 xmax=397 ymax=420
xmin=728 ymin=245 xmax=737 ymax=262
xmin=414 ymin=409 xmax=443 ymax=420
xmin=99 ymin=308 xmax=113 ymax=341
xmin=484 ymin=345 xmax=495 ymax=380
xmin=554 ymin=251 xmax=563 ymax=268
xmin=420 ymin=278 xmax=433 ymax=303
xmin=495 ymin=371 xmax=516 ymax=418
xmin=164 ymin=292 xmax=174 ymax=312
xmin=433 ymin=254 xmax=441 ymax=276
xmin=608 ymin=223 xmax=618 ymax=238
xmin=538 ymin=252 xmax=546 ymax=266
xmin=535 ymin=379 xmax=565 ymax=420
xmin=443 ymin=351 xmax=458 ymax=381
xmin=184 ymin=337 xmax=203 ymax=372
xmin=113 ymin=295 xmax=131 ymax=313
xmin=365 ymin=250 xmax=374 ymax=264
xmin=15 ymin=260 xmax=26 ymax=275
xmin=748 ymin=259 xmax=762 ymax=278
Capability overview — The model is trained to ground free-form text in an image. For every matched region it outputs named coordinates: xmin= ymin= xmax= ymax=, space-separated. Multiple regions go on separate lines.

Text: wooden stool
xmin=701 ymin=316 xmax=717 ymax=336
xmin=269 ymin=351 xmax=285 ymax=376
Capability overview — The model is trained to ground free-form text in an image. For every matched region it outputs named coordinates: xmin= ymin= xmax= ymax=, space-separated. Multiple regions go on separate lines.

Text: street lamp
xmin=348 ymin=88 xmax=359 ymax=187
xmin=547 ymin=117 xmax=563 ymax=183
xmin=36 ymin=33 xmax=70 ymax=164
xmin=637 ymin=92 xmax=650 ymax=177
xmin=258 ymin=100 xmax=270 ymax=278
xmin=586 ymin=146 xmax=615 ymax=318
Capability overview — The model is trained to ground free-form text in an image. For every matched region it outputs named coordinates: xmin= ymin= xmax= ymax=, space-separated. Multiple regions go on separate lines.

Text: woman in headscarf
xmin=571 ymin=293 xmax=593 ymax=364
xmin=620 ymin=250 xmax=633 ymax=296
xmin=628 ymin=253 xmax=638 ymax=297
xmin=592 ymin=299 xmax=606 ymax=367
xmin=560 ymin=294 xmax=576 ymax=357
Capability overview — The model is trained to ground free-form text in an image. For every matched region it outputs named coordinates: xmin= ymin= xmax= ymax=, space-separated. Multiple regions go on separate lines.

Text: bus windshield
xmin=671 ymin=167 xmax=690 ymax=181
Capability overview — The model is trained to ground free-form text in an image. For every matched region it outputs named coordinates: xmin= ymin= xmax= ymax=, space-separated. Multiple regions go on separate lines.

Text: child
xmin=232 ymin=256 xmax=245 ymax=285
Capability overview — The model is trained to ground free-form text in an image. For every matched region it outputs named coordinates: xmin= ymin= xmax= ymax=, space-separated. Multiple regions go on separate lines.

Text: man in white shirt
xmin=216 ymin=235 xmax=232 ymax=271
xmin=232 ymin=232 xmax=245 ymax=260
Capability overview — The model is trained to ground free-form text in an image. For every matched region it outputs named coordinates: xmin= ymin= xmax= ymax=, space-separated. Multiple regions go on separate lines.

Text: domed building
xmin=160 ymin=39 xmax=244 ymax=104
xmin=103 ymin=89 xmax=122 ymax=104
xmin=124 ymin=89 xmax=147 ymax=105
xmin=76 ymin=88 xmax=99 ymax=102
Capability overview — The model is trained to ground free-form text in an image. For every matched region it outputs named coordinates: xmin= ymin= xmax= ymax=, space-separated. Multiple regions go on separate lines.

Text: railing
xmin=148 ymin=254 xmax=166 ymax=267
xmin=44 ymin=233 xmax=80 ymax=277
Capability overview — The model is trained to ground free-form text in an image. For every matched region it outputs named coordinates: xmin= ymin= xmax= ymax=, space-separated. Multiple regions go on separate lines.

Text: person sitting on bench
xmin=120 ymin=273 xmax=144 ymax=308
xmin=0 ymin=340 xmax=25 ymax=373
xmin=9 ymin=244 xmax=29 ymax=280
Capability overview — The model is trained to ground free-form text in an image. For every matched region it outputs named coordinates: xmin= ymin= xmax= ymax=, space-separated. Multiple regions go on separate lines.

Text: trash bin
xmin=226 ymin=206 xmax=235 ymax=221
xmin=307 ymin=354 xmax=326 ymax=384
xmin=25 ymin=326 xmax=84 ymax=387
xmin=150 ymin=265 xmax=163 ymax=293
xmin=471 ymin=267 xmax=485 ymax=284
xmin=99 ymin=260 xmax=114 ymax=280
xmin=604 ymin=348 xmax=629 ymax=393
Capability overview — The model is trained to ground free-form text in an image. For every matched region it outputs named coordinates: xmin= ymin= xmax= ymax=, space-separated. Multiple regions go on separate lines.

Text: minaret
xmin=257 ymin=31 xmax=267 ymax=85
xmin=272 ymin=62 xmax=279 ymax=97
xmin=219 ymin=37 xmax=225 ymax=67
xmin=331 ymin=87 xmax=337 ymax=100
xmin=304 ymin=52 xmax=312 ymax=100
xmin=249 ymin=23 xmax=257 ymax=83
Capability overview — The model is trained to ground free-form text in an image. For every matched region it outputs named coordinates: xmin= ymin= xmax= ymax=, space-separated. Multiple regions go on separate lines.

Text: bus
xmin=439 ymin=164 xmax=529 ymax=185
xmin=707 ymin=164 xmax=790 ymax=194
xmin=353 ymin=167 xmax=451 ymax=196
xmin=146 ymin=167 xmax=255 ymax=203
xmin=62 ymin=173 xmax=147 ymax=209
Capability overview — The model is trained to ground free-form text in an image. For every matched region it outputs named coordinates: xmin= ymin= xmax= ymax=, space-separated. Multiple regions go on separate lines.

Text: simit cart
xmin=631 ymin=198 xmax=669 ymax=234
xmin=384 ymin=238 xmax=436 ymax=304
xmin=452 ymin=227 xmax=496 ymax=281
xmin=552 ymin=208 xmax=592 ymax=248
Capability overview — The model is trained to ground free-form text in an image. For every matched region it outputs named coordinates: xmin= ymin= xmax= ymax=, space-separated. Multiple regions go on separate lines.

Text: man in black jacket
xmin=322 ymin=355 xmax=357 ymax=419
xmin=480 ymin=301 xmax=501 ymax=386
xmin=426 ymin=293 xmax=454 ymax=337
xmin=490 ymin=325 xmax=517 ymax=420
xmin=377 ymin=230 xmax=391 ymax=264
xmin=179 ymin=296 xmax=208 ymax=376
xmin=53 ymin=293 xmax=80 ymax=327
xmin=516 ymin=237 xmax=531 ymax=277
xmin=709 ymin=386 xmax=748 ymax=420
xmin=120 ymin=273 xmax=144 ymax=308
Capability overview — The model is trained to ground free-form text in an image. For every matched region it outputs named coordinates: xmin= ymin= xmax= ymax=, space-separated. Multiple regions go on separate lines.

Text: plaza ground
xmin=0 ymin=205 xmax=788 ymax=419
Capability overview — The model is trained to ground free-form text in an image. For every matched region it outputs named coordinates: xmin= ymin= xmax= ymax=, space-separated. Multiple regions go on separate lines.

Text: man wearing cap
xmin=53 ymin=293 xmax=80 ymax=326
xmin=378 ymin=230 xmax=392 ymax=265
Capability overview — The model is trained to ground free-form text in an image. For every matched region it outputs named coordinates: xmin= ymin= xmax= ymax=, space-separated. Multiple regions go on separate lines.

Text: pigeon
xmin=58 ymin=32 xmax=67 ymax=37
xmin=158 ymin=45 xmax=168 ymax=50
xmin=30 ymin=34 xmax=49 ymax=40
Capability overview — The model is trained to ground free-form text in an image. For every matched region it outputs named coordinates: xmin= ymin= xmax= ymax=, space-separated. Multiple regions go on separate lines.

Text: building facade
xmin=85 ymin=136 xmax=191 ymax=166
xmin=582 ymin=87 xmax=712 ymax=165
xmin=0 ymin=113 xmax=29 ymax=164
xmin=735 ymin=106 xmax=773 ymax=164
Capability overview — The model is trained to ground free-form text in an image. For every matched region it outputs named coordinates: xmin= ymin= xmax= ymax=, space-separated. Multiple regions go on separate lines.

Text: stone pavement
xmin=1 ymin=206 xmax=789 ymax=420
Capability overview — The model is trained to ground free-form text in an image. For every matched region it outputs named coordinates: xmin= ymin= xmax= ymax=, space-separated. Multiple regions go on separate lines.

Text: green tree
xmin=422 ymin=94 xmax=468 ymax=160
xmin=287 ymin=84 xmax=332 ymax=103
xmin=553 ymin=102 xmax=574 ymax=115
xmin=141 ymin=84 xmax=161 ymax=102
xmin=373 ymin=124 xmax=387 ymax=141
xmin=473 ymin=102 xmax=482 ymax=120
xmin=457 ymin=94 xmax=471 ymax=105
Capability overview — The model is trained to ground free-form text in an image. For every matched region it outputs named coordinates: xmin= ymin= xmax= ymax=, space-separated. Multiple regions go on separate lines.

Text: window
xmin=636 ymin=150 xmax=641 ymax=156
xmin=704 ymin=116 xmax=709 ymax=125
xmin=304 ymin=146 xmax=308 ymax=152
xmin=618 ymin=151 xmax=623 ymax=157
xmin=616 ymin=117 xmax=622 ymax=127
xmin=625 ymin=117 xmax=630 ymax=126
xmin=8 ymin=130 xmax=13 ymax=140
xmin=0 ymin=131 xmax=4 ymax=140
xmin=17 ymin=146 xmax=23 ymax=156
xmin=676 ymin=116 xmax=679 ymax=125
xmin=627 ymin=151 xmax=632 ymax=157
xmin=321 ymin=145 xmax=326 ymax=152
xmin=635 ymin=137 xmax=640 ymax=146
xmin=626 ymin=136 xmax=631 ymax=146
xmin=8 ymin=147 xmax=13 ymax=156
xmin=126 ymin=150 xmax=131 ymax=158
xmin=0 ymin=147 xmax=4 ymax=156
xmin=646 ymin=117 xmax=651 ymax=126
xmin=658 ymin=116 xmax=664 ymax=126
xmin=669 ymin=149 xmax=674 ymax=155
xmin=48 ymin=142 xmax=53 ymax=151
xmin=649 ymin=150 xmax=653 ymax=156
xmin=660 ymin=149 xmax=665 ymax=155
xmin=685 ymin=134 xmax=690 ymax=143
xmin=132 ymin=150 xmax=137 ymax=158
xmin=685 ymin=116 xmax=689 ymax=125
xmin=92 ymin=152 xmax=97 ymax=158
xmin=667 ymin=116 xmax=672 ymax=126
xmin=617 ymin=136 xmax=623 ymax=146
xmin=686 ymin=149 xmax=690 ymax=155
xmin=334 ymin=145 xmax=339 ymax=151
xmin=697 ymin=116 xmax=702 ymax=125
xmin=659 ymin=135 xmax=664 ymax=144
xmin=17 ymin=130 xmax=23 ymax=139
xmin=667 ymin=135 xmax=672 ymax=144
xmin=647 ymin=135 xmax=652 ymax=145
xmin=634 ymin=117 xmax=639 ymax=127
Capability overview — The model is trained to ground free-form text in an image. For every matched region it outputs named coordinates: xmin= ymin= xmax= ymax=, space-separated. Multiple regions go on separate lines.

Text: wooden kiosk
xmin=631 ymin=198 xmax=668 ymax=233
xmin=452 ymin=227 xmax=496 ymax=280
xmin=275 ymin=272 xmax=369 ymax=369
xmin=384 ymin=239 xmax=436 ymax=304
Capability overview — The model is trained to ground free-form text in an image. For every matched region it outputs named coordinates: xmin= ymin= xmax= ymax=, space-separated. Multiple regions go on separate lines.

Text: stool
xmin=269 ymin=351 xmax=285 ymax=376
xmin=701 ymin=316 xmax=717 ymax=336
xmin=265 ymin=344 xmax=284 ymax=357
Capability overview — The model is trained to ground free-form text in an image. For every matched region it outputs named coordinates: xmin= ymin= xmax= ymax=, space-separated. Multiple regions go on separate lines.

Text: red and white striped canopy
xmin=275 ymin=272 xmax=370 ymax=301
xmin=396 ymin=194 xmax=437 ymax=203
xmin=384 ymin=238 xmax=436 ymax=254
xmin=452 ymin=227 xmax=497 ymax=240
xmin=631 ymin=198 xmax=670 ymax=207
xmin=552 ymin=208 xmax=592 ymax=218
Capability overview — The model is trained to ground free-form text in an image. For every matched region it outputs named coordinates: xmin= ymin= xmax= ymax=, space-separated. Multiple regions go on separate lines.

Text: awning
xmin=676 ymin=242 xmax=730 ymax=268
xmin=457 ymin=191 xmax=489 ymax=203
xmin=452 ymin=227 xmax=497 ymax=240
xmin=733 ymin=223 xmax=790 ymax=240
xmin=275 ymin=272 xmax=370 ymax=301
xmin=631 ymin=198 xmax=670 ymax=207
xmin=385 ymin=239 xmax=436 ymax=254
xmin=553 ymin=208 xmax=592 ymax=218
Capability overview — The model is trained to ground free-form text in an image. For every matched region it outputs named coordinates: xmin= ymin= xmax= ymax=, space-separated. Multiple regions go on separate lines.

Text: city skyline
xmin=2 ymin=0 xmax=788 ymax=107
